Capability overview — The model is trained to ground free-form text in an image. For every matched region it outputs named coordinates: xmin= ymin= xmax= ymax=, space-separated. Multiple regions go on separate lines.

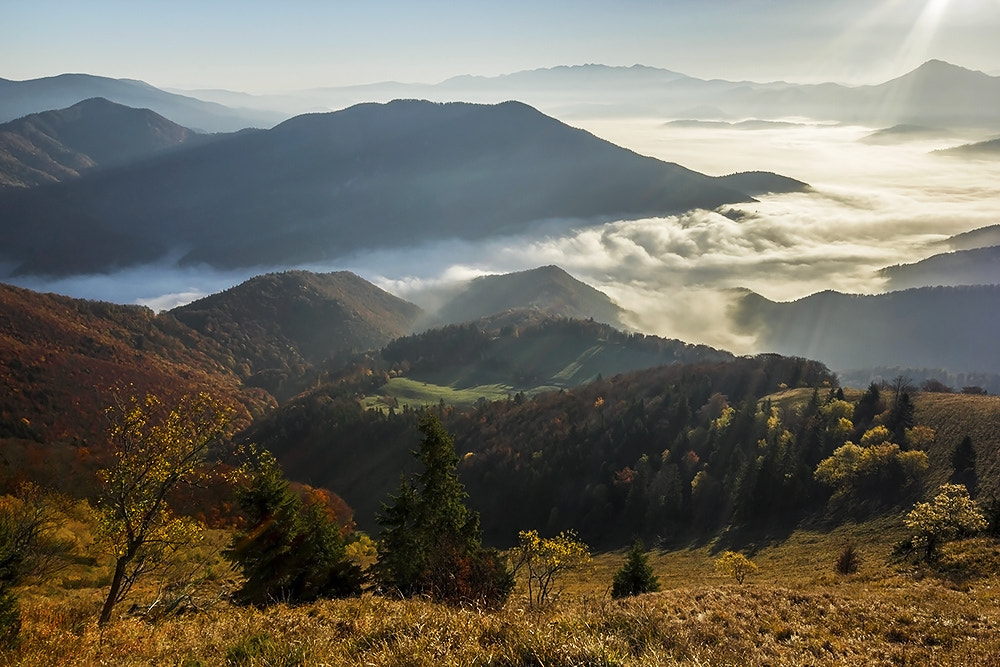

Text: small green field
xmin=363 ymin=377 xmax=516 ymax=410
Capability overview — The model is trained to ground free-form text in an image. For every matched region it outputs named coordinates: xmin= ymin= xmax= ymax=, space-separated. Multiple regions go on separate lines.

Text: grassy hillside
xmin=912 ymin=392 xmax=1000 ymax=500
xmin=8 ymin=515 xmax=1000 ymax=665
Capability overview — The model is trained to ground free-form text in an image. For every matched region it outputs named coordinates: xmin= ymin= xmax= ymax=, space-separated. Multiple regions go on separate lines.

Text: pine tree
xmin=950 ymin=436 xmax=978 ymax=497
xmin=611 ymin=538 xmax=660 ymax=598
xmin=225 ymin=451 xmax=363 ymax=605
xmin=376 ymin=414 xmax=511 ymax=606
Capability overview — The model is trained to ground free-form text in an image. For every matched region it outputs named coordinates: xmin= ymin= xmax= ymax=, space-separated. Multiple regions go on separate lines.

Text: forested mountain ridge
xmin=0 ymin=98 xmax=204 ymax=189
xmin=170 ymin=271 xmax=423 ymax=399
xmin=0 ymin=282 xmax=272 ymax=456
xmin=879 ymin=245 xmax=1000 ymax=290
xmin=0 ymin=99 xmax=778 ymax=277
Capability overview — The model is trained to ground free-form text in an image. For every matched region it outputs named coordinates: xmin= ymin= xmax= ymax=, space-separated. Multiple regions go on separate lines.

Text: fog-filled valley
xmin=4 ymin=64 xmax=999 ymax=385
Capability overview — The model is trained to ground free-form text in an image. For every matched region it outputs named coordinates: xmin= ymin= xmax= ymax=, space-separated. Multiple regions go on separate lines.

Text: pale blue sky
xmin=4 ymin=0 xmax=1000 ymax=92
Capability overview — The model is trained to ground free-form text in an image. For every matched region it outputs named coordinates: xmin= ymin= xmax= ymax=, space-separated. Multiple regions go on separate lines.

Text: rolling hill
xmin=935 ymin=136 xmax=1000 ymax=157
xmin=0 ymin=99 xmax=774 ymax=277
xmin=374 ymin=316 xmax=735 ymax=408
xmin=0 ymin=97 xmax=204 ymax=189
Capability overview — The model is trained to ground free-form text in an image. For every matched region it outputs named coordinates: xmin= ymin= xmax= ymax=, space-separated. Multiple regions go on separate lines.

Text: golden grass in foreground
xmin=7 ymin=524 xmax=1000 ymax=666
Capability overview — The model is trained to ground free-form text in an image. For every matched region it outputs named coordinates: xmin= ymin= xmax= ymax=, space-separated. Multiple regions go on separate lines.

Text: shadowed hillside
xmin=170 ymin=271 xmax=422 ymax=398
xmin=733 ymin=286 xmax=1000 ymax=377
xmin=375 ymin=316 xmax=734 ymax=406
xmin=0 ymin=98 xmax=203 ymax=189
xmin=0 ymin=100 xmax=764 ymax=276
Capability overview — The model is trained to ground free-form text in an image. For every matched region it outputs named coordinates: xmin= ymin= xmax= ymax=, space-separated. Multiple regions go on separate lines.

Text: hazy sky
xmin=5 ymin=0 xmax=1000 ymax=92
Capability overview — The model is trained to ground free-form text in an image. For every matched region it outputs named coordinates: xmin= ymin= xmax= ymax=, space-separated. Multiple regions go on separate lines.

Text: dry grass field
xmin=6 ymin=515 xmax=1000 ymax=666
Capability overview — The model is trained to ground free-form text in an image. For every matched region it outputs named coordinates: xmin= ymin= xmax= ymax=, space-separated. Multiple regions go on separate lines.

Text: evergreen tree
xmin=887 ymin=392 xmax=915 ymax=445
xmin=611 ymin=539 xmax=660 ymax=598
xmin=376 ymin=414 xmax=512 ymax=606
xmin=225 ymin=451 xmax=363 ymax=605
xmin=951 ymin=436 xmax=978 ymax=497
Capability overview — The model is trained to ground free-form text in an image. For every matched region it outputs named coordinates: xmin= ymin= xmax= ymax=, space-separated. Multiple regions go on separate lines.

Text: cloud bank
xmin=6 ymin=121 xmax=1000 ymax=355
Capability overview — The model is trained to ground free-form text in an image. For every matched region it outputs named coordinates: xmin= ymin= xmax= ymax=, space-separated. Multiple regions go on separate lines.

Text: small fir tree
xmin=611 ymin=539 xmax=660 ymax=598
xmin=950 ymin=436 xmax=978 ymax=497
xmin=376 ymin=414 xmax=512 ymax=606
xmin=225 ymin=451 xmax=363 ymax=605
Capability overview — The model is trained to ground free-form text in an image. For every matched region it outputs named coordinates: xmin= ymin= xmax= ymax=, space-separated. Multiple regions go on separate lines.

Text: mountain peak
xmin=435 ymin=265 xmax=627 ymax=327
xmin=170 ymin=270 xmax=422 ymax=396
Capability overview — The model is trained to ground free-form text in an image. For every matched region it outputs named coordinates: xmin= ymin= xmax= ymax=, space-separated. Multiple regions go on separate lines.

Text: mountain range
xmin=7 ymin=60 xmax=999 ymax=135
xmin=0 ymin=99 xmax=800 ymax=277
xmin=169 ymin=60 xmax=1000 ymax=130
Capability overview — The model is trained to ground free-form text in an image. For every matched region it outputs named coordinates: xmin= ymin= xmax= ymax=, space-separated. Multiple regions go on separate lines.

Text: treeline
xmin=382 ymin=317 xmax=733 ymax=376
xmin=249 ymin=353 xmax=919 ymax=547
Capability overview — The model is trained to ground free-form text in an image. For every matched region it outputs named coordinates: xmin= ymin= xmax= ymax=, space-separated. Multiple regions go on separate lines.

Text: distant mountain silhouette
xmin=0 ymin=99 xmax=767 ymax=277
xmin=860 ymin=124 xmax=950 ymax=144
xmin=947 ymin=224 xmax=1000 ymax=251
xmin=865 ymin=60 xmax=1000 ymax=127
xmin=0 ymin=73 xmax=280 ymax=132
xmin=733 ymin=285 xmax=1000 ymax=376
xmin=433 ymin=265 xmax=628 ymax=328
xmin=879 ymin=246 xmax=1000 ymax=290
xmin=714 ymin=171 xmax=808 ymax=195
xmin=170 ymin=271 xmax=423 ymax=396
xmin=0 ymin=98 xmax=204 ymax=189
xmin=935 ymin=137 xmax=1000 ymax=157
xmin=274 ymin=60 xmax=1000 ymax=128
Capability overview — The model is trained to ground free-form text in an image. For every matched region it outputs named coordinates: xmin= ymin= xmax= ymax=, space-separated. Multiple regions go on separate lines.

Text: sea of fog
xmin=9 ymin=120 xmax=1000 ymax=354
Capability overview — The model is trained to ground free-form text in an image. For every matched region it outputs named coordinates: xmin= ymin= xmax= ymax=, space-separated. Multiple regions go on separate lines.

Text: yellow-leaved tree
xmin=510 ymin=529 xmax=591 ymax=605
xmin=97 ymin=391 xmax=234 ymax=626
xmin=715 ymin=550 xmax=757 ymax=584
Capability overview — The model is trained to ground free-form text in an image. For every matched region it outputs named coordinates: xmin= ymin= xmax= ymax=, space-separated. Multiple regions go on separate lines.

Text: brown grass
xmin=7 ymin=519 xmax=1000 ymax=666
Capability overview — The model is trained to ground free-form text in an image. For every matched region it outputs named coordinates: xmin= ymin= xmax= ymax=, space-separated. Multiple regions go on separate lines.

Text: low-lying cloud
xmin=5 ymin=121 xmax=1000 ymax=356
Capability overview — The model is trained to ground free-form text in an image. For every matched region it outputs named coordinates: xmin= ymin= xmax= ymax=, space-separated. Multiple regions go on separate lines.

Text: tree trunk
xmin=99 ymin=556 xmax=128 ymax=626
